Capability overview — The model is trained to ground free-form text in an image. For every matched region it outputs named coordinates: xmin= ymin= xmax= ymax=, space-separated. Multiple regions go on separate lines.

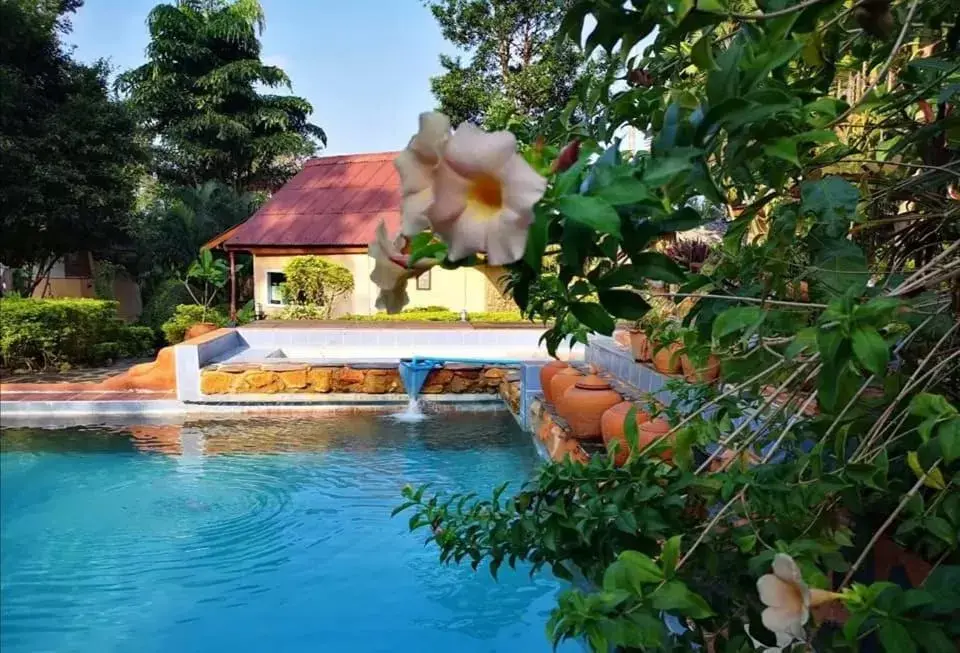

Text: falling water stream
xmin=391 ymin=397 xmax=427 ymax=422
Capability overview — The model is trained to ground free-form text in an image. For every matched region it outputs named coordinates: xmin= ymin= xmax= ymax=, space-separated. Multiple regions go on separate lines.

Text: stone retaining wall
xmin=199 ymin=362 xmax=515 ymax=395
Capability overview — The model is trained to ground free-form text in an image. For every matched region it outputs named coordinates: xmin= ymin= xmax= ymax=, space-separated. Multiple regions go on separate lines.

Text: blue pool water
xmin=1 ymin=412 xmax=571 ymax=653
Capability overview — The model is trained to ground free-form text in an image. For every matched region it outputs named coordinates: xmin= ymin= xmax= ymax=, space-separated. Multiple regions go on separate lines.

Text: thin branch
xmin=840 ymin=158 xmax=960 ymax=176
xmin=727 ymin=0 xmax=831 ymax=21
xmin=839 ymin=458 xmax=942 ymax=588
xmin=648 ymin=292 xmax=828 ymax=309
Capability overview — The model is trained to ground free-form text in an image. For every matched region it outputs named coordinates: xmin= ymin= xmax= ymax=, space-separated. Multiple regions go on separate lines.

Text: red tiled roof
xmin=220 ymin=152 xmax=402 ymax=249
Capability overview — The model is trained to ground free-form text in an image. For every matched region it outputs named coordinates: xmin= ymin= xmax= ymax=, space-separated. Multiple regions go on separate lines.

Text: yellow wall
xmin=253 ymin=253 xmax=504 ymax=317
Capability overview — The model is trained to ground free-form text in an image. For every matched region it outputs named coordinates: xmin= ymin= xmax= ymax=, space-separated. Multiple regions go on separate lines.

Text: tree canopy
xmin=117 ymin=0 xmax=326 ymax=192
xmin=427 ymin=0 xmax=599 ymax=131
xmin=0 ymin=0 xmax=146 ymax=290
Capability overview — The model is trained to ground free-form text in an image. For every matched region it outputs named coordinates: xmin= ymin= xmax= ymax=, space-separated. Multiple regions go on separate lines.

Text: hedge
xmin=0 ymin=297 xmax=156 ymax=369
xmin=338 ymin=309 xmax=527 ymax=323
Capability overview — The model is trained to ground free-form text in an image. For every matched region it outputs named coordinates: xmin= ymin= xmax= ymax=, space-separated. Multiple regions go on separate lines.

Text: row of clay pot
xmin=627 ymin=331 xmax=720 ymax=384
xmin=539 ymin=361 xmax=674 ymax=466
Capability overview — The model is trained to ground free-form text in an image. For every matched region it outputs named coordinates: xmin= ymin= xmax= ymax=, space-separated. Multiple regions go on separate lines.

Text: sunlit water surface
xmin=1 ymin=412 xmax=573 ymax=653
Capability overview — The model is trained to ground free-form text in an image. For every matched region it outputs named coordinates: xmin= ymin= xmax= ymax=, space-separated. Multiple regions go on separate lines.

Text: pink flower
xmin=394 ymin=112 xmax=451 ymax=237
xmin=368 ymin=220 xmax=436 ymax=314
xmin=756 ymin=554 xmax=840 ymax=643
xmin=427 ymin=122 xmax=546 ymax=265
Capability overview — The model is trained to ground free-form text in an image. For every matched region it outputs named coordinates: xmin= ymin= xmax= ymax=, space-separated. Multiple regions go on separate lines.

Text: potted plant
xmin=182 ymin=250 xmax=229 ymax=339
xmin=679 ymin=329 xmax=721 ymax=384
xmin=651 ymin=322 xmax=683 ymax=375
xmin=665 ymin=238 xmax=712 ymax=273
xmin=628 ymin=313 xmax=664 ymax=362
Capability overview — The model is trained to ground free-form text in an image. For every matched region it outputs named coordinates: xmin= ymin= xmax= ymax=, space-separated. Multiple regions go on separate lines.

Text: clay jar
xmin=680 ymin=354 xmax=721 ymax=384
xmin=539 ymin=360 xmax=569 ymax=404
xmin=638 ymin=418 xmax=675 ymax=461
xmin=652 ymin=342 xmax=683 ymax=375
xmin=601 ymin=401 xmax=652 ymax=466
xmin=559 ymin=374 xmax=622 ymax=440
xmin=184 ymin=322 xmax=218 ymax=341
xmin=629 ymin=330 xmax=653 ymax=362
xmin=549 ymin=366 xmax=583 ymax=410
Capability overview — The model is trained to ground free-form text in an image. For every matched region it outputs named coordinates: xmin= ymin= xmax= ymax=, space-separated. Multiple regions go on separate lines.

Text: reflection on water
xmin=0 ymin=412 xmax=569 ymax=653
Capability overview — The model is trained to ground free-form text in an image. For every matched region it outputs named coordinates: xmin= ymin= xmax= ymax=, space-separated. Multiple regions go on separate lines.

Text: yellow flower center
xmin=468 ymin=173 xmax=503 ymax=216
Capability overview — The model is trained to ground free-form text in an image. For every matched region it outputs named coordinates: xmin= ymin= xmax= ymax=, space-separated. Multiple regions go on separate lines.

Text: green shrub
xmin=161 ymin=304 xmax=227 ymax=344
xmin=409 ymin=305 xmax=452 ymax=312
xmin=118 ymin=325 xmax=157 ymax=356
xmin=140 ymin=278 xmax=193 ymax=332
xmin=235 ymin=299 xmax=256 ymax=325
xmin=282 ymin=256 xmax=354 ymax=317
xmin=277 ymin=304 xmax=326 ymax=320
xmin=337 ymin=310 xmax=525 ymax=323
xmin=91 ymin=342 xmax=122 ymax=362
xmin=0 ymin=297 xmax=157 ymax=368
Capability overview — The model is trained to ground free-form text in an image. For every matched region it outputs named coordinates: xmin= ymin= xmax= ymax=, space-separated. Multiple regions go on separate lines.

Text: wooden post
xmin=229 ymin=250 xmax=237 ymax=322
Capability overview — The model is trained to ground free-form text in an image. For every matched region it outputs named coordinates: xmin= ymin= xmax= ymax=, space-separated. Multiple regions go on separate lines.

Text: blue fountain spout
xmin=398 ymin=359 xmax=442 ymax=400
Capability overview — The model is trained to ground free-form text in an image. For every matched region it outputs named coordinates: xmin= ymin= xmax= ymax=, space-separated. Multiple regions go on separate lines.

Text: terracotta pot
xmin=613 ymin=328 xmax=631 ymax=349
xmin=652 ymin=342 xmax=683 ymax=374
xmin=549 ymin=366 xmax=583 ymax=411
xmin=638 ymin=418 xmax=675 ymax=461
xmin=601 ymin=401 xmax=652 ymax=466
xmin=559 ymin=375 xmax=622 ymax=440
xmin=629 ymin=330 xmax=653 ymax=362
xmin=539 ymin=360 xmax=569 ymax=404
xmin=184 ymin=322 xmax=218 ymax=341
xmin=786 ymin=281 xmax=810 ymax=302
xmin=681 ymin=354 xmax=721 ymax=384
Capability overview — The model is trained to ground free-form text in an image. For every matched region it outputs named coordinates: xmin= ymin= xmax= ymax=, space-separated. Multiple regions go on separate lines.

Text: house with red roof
xmin=206 ymin=152 xmax=513 ymax=318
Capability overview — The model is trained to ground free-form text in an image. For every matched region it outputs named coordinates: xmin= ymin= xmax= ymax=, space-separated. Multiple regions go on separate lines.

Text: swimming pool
xmin=1 ymin=412 xmax=571 ymax=652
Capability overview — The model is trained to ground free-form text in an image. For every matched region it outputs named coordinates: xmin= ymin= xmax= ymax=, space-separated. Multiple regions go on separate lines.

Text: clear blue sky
xmin=66 ymin=0 xmax=453 ymax=155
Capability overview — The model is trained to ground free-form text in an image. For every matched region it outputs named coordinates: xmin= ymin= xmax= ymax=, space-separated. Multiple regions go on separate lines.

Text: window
xmin=63 ymin=252 xmax=91 ymax=277
xmin=267 ymin=272 xmax=287 ymax=305
xmin=416 ymin=269 xmax=431 ymax=291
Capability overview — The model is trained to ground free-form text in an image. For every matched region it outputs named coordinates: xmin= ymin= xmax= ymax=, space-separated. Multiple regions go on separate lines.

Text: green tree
xmin=427 ymin=0 xmax=595 ymax=131
xmin=282 ymin=256 xmax=354 ymax=318
xmin=117 ymin=0 xmax=326 ymax=191
xmin=133 ymin=181 xmax=262 ymax=280
xmin=0 ymin=0 xmax=146 ymax=292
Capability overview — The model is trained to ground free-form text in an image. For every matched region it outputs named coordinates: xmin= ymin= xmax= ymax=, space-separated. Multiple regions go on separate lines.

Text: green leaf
xmin=936 ymin=419 xmax=960 ymax=463
xmin=661 ymin=536 xmax=681 ymax=577
xmin=785 ymin=327 xmax=817 ymax=359
xmin=631 ymin=251 xmax=687 ymax=283
xmin=523 ymin=207 xmax=551 ymax=269
xmin=595 ymin=175 xmax=655 ymax=206
xmin=570 ymin=302 xmax=615 ymax=335
xmin=910 ymin=393 xmax=957 ymax=419
xmin=763 ymin=137 xmax=800 ymax=166
xmin=878 ymin=620 xmax=916 ymax=653
xmin=909 ymin=626 xmax=956 ymax=653
xmin=619 ymin=550 xmax=664 ymax=583
xmin=643 ymin=156 xmax=695 ymax=186
xmin=650 ymin=580 xmax=715 ymax=618
xmin=695 ymin=0 xmax=726 ymax=14
xmin=691 ymin=34 xmax=719 ymax=71
xmin=735 ymin=533 xmax=757 ymax=553
xmin=801 ymin=176 xmax=860 ymax=237
xmin=390 ymin=501 xmax=415 ymax=517
xmin=924 ymin=517 xmax=956 ymax=546
xmin=851 ymin=327 xmax=889 ymax=376
xmin=557 ymin=195 xmax=622 ymax=238
xmin=598 ymin=289 xmax=651 ymax=320
xmin=712 ymin=306 xmax=765 ymax=339
xmin=695 ymin=97 xmax=750 ymax=143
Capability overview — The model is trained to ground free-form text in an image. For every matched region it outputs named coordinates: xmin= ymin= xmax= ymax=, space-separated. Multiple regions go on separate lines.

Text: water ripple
xmin=1 ymin=412 xmax=573 ymax=653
